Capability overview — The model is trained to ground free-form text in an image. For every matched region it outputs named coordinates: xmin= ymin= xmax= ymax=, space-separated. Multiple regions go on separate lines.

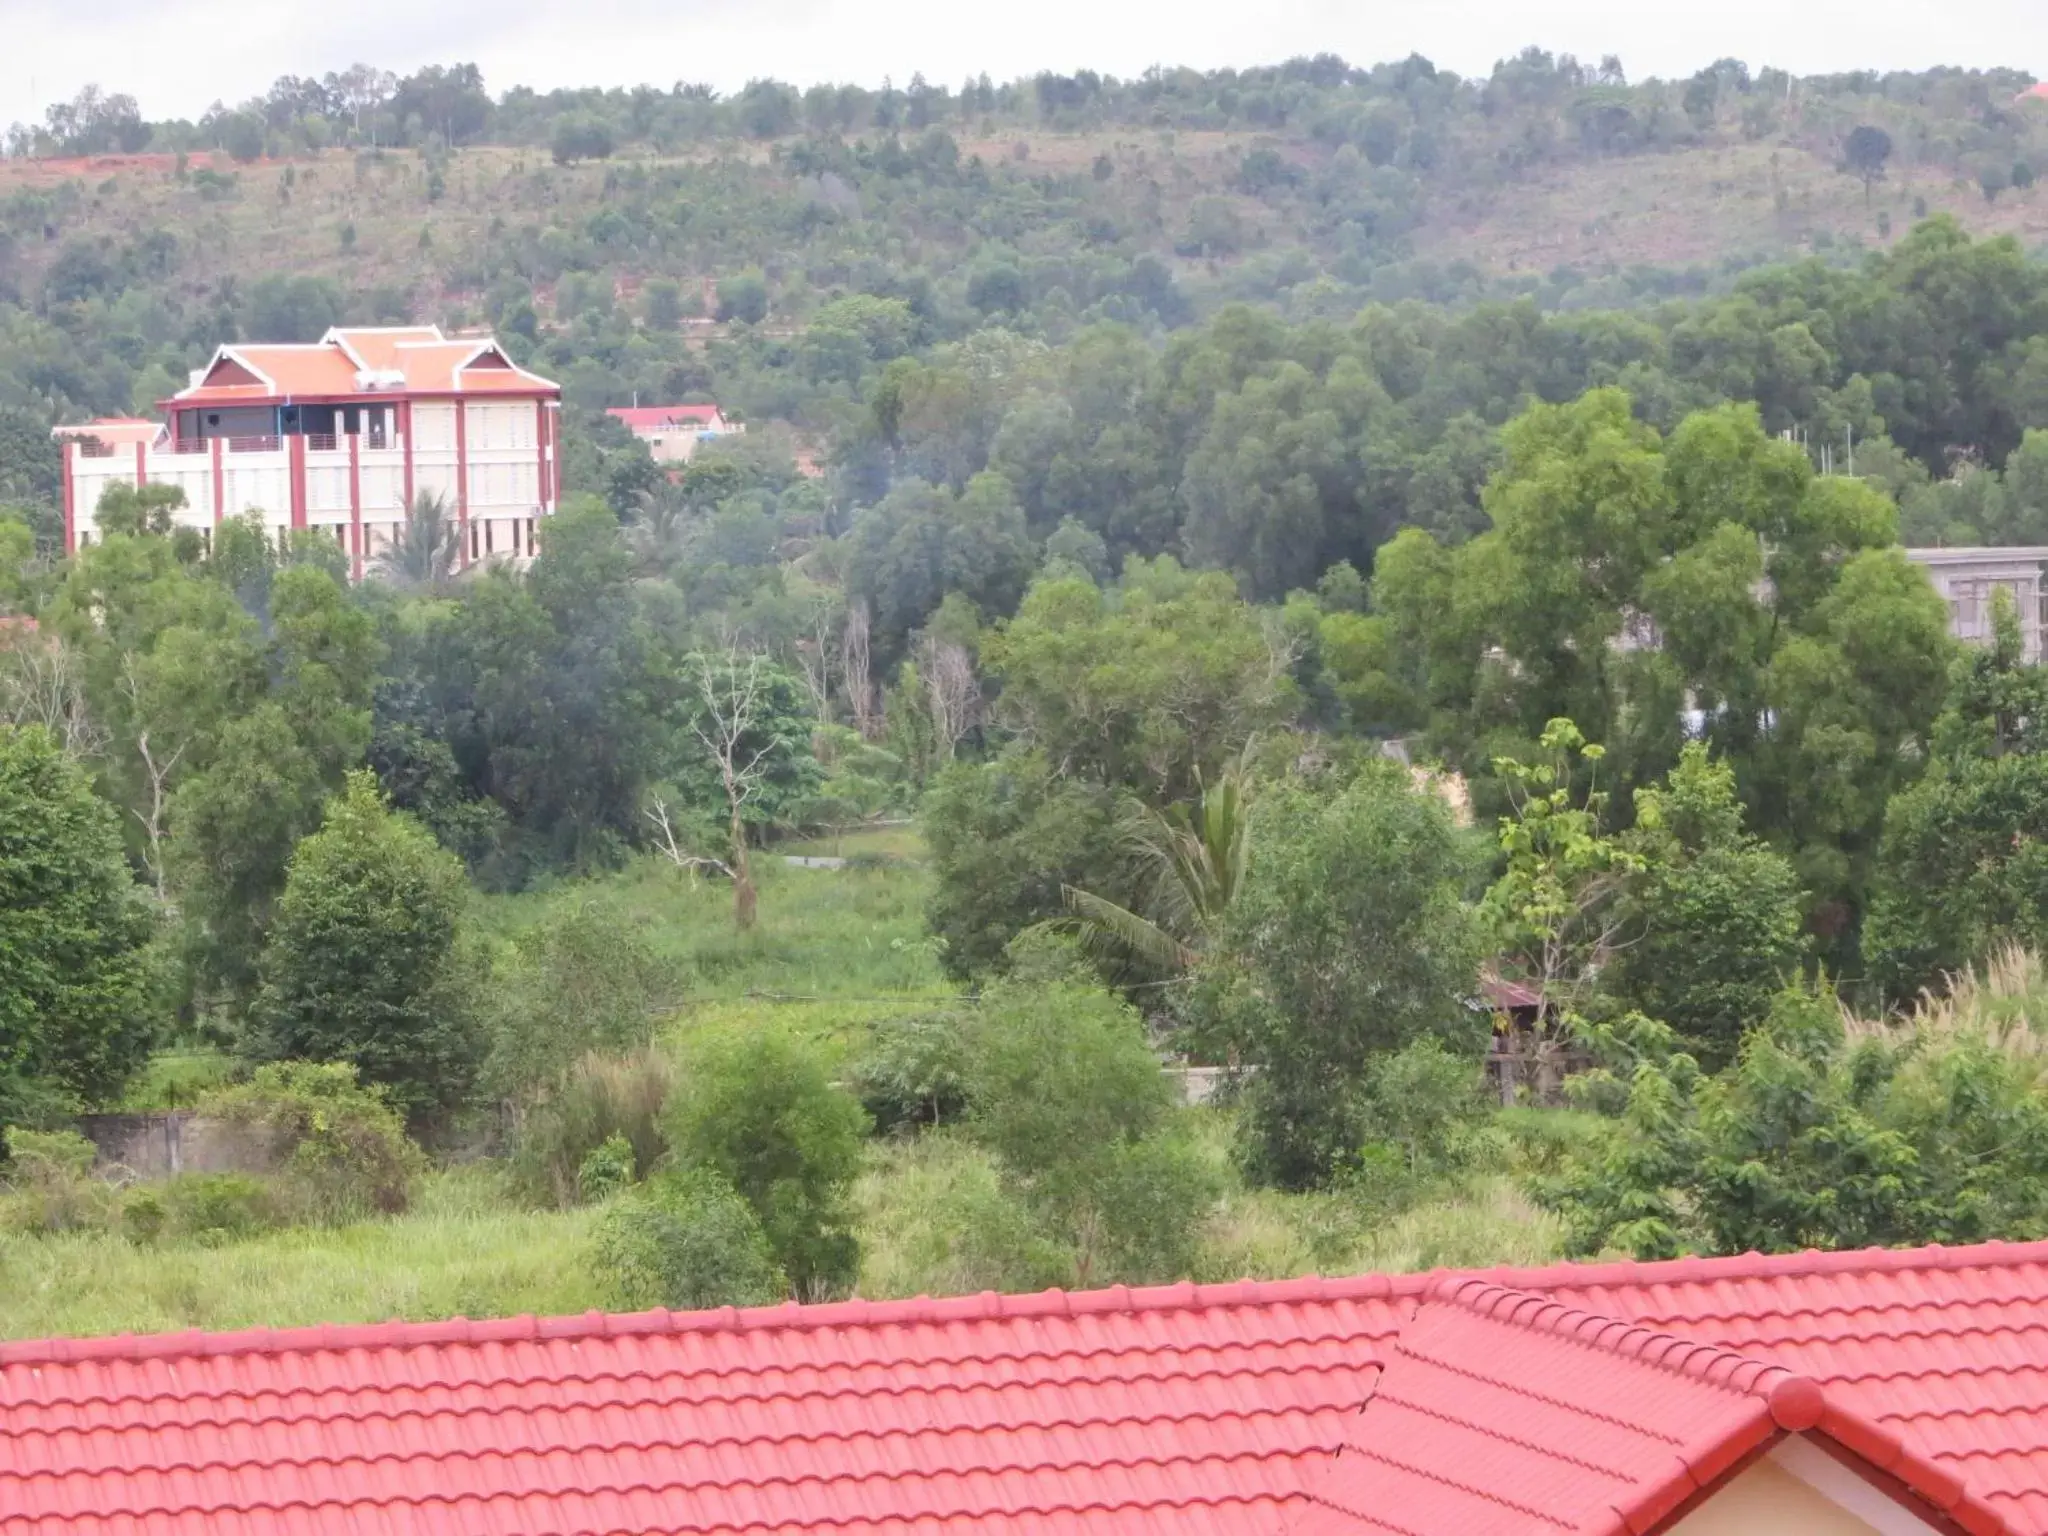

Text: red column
xmin=61 ymin=441 xmax=76 ymax=553
xmin=400 ymin=401 xmax=415 ymax=509
xmin=347 ymin=430 xmax=364 ymax=583
xmin=210 ymin=437 xmax=225 ymax=526
xmin=535 ymin=399 xmax=549 ymax=511
xmin=454 ymin=400 xmax=470 ymax=570
xmin=288 ymin=434 xmax=308 ymax=531
xmin=549 ymin=403 xmax=563 ymax=504
xmin=133 ymin=441 xmax=147 ymax=488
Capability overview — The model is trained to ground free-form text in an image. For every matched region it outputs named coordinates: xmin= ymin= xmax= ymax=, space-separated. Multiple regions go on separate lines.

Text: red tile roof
xmin=169 ymin=327 xmax=558 ymax=408
xmin=1287 ymin=1275 xmax=2009 ymax=1536
xmin=5 ymin=1241 xmax=2048 ymax=1534
xmin=609 ymin=404 xmax=725 ymax=432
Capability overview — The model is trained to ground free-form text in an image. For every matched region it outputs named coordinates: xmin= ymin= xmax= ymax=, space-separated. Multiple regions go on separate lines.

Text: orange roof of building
xmin=9 ymin=1240 xmax=2048 ymax=1533
xmin=169 ymin=326 xmax=558 ymax=407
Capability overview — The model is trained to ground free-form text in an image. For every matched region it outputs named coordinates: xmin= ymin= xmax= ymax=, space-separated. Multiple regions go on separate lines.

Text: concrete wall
xmin=75 ymin=1114 xmax=270 ymax=1180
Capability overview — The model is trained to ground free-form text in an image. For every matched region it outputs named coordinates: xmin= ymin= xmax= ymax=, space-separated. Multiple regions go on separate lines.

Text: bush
xmin=199 ymin=1062 xmax=424 ymax=1223
xmin=485 ymin=903 xmax=680 ymax=1102
xmin=0 ymin=1128 xmax=117 ymax=1235
xmin=1347 ymin=1039 xmax=1495 ymax=1214
xmin=965 ymin=968 xmax=1219 ymax=1285
xmin=857 ymin=1133 xmax=1075 ymax=1298
xmin=550 ymin=117 xmax=616 ymax=165
xmin=849 ymin=1013 xmax=969 ymax=1134
xmin=577 ymin=1133 xmax=637 ymax=1203
xmin=510 ymin=1048 xmax=674 ymax=1207
xmin=666 ymin=1028 xmax=868 ymax=1298
xmin=592 ymin=1169 xmax=786 ymax=1311
xmin=156 ymin=1173 xmax=284 ymax=1246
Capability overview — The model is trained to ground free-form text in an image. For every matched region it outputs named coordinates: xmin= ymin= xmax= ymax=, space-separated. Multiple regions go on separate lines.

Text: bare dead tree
xmin=840 ymin=600 xmax=877 ymax=740
xmin=794 ymin=597 xmax=840 ymax=727
xmin=918 ymin=634 xmax=981 ymax=761
xmin=117 ymin=655 xmax=185 ymax=901
xmin=0 ymin=634 xmax=106 ymax=760
xmin=688 ymin=646 xmax=781 ymax=930
xmin=644 ymin=794 xmax=730 ymax=883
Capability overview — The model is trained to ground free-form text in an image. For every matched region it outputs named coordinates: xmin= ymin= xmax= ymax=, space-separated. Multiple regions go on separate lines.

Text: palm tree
xmin=625 ymin=480 xmax=692 ymax=575
xmin=1062 ymin=751 xmax=1254 ymax=973
xmin=372 ymin=490 xmax=461 ymax=589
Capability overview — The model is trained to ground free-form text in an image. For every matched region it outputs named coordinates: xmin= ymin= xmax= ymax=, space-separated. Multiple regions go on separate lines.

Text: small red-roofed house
xmin=607 ymin=402 xmax=742 ymax=464
xmin=7 ymin=1240 xmax=2048 ymax=1533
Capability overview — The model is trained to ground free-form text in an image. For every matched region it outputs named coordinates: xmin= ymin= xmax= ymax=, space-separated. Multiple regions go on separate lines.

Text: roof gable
xmin=1285 ymin=1277 xmax=2006 ymax=1536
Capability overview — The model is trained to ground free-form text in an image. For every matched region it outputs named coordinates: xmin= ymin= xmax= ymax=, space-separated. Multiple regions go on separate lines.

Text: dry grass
xmin=1845 ymin=944 xmax=2048 ymax=1066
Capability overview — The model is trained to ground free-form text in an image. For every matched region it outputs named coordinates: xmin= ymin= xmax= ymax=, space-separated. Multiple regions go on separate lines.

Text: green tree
xmin=252 ymin=772 xmax=483 ymax=1120
xmin=715 ymin=270 xmax=770 ymax=325
xmin=1195 ymin=758 xmax=1482 ymax=1189
xmin=1843 ymin=125 xmax=1892 ymax=202
xmin=922 ymin=749 xmax=1123 ymax=978
xmin=371 ymin=491 xmax=461 ymax=590
xmin=0 ymin=726 xmax=155 ymax=1142
xmin=665 ymin=1028 xmax=868 ymax=1297
xmin=984 ymin=559 xmax=1295 ymax=801
xmin=966 ymin=960 xmax=1217 ymax=1284
xmin=1610 ymin=743 xmax=1809 ymax=1067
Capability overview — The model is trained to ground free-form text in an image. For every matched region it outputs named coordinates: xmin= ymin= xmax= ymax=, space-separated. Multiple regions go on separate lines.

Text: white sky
xmin=4 ymin=0 xmax=2047 ymax=129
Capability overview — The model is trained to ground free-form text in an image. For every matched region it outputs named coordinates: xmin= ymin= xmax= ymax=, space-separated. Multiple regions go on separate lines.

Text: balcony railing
xmin=76 ymin=440 xmax=117 ymax=458
xmin=306 ymin=433 xmax=341 ymax=453
xmin=170 ymin=438 xmax=209 ymax=455
xmin=225 ymin=435 xmax=282 ymax=454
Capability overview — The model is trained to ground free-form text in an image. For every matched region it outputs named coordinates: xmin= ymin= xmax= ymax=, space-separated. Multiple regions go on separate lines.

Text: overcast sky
xmin=5 ymin=0 xmax=2048 ymax=129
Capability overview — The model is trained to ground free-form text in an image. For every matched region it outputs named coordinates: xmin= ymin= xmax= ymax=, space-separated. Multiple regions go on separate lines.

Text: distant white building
xmin=607 ymin=404 xmax=741 ymax=466
xmin=54 ymin=325 xmax=562 ymax=578
xmin=1904 ymin=547 xmax=2048 ymax=662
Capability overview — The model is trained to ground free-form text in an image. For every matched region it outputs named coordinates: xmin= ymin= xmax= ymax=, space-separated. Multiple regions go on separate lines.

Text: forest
xmin=7 ymin=51 xmax=2048 ymax=1330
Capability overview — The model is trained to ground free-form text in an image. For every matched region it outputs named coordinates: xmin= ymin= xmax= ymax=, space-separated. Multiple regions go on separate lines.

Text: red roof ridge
xmin=1427 ymin=1276 xmax=1800 ymax=1402
xmin=7 ymin=1239 xmax=2047 ymax=1371
xmin=1416 ymin=1276 xmax=2018 ymax=1535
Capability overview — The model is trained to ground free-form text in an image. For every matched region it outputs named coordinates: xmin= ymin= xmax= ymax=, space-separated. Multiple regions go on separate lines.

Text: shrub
xmin=666 ymin=1029 xmax=868 ymax=1298
xmin=592 ymin=1169 xmax=786 ymax=1311
xmin=485 ymin=903 xmax=680 ymax=1101
xmin=510 ymin=1048 xmax=674 ymax=1207
xmin=849 ymin=1013 xmax=969 ymax=1134
xmin=965 ymin=970 xmax=1219 ymax=1285
xmin=1347 ymin=1039 xmax=1494 ymax=1214
xmin=0 ymin=1128 xmax=117 ymax=1235
xmin=857 ymin=1133 xmax=1075 ymax=1298
xmin=577 ymin=1133 xmax=637 ymax=1203
xmin=199 ymin=1062 xmax=424 ymax=1223
xmin=158 ymin=1173 xmax=284 ymax=1246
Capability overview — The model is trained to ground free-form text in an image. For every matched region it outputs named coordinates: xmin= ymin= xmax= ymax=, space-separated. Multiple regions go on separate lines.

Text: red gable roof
xmin=171 ymin=327 xmax=559 ymax=408
xmin=5 ymin=1240 xmax=2048 ymax=1534
xmin=609 ymin=404 xmax=724 ymax=432
xmin=1288 ymin=1276 xmax=2008 ymax=1536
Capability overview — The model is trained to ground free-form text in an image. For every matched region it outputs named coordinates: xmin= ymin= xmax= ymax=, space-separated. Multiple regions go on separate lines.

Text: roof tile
xmin=7 ymin=1244 xmax=2048 ymax=1532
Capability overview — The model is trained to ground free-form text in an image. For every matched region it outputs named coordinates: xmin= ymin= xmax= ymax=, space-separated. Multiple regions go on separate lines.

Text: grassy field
xmin=0 ymin=854 xmax=1570 ymax=1342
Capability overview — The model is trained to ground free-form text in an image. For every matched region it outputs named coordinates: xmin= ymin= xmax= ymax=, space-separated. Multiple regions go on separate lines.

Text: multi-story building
xmin=606 ymin=403 xmax=741 ymax=465
xmin=1904 ymin=546 xmax=2048 ymax=662
xmin=54 ymin=326 xmax=562 ymax=579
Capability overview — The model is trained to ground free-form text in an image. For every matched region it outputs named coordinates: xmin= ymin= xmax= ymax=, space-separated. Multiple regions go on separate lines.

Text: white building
xmin=55 ymin=326 xmax=562 ymax=578
xmin=1904 ymin=547 xmax=2048 ymax=662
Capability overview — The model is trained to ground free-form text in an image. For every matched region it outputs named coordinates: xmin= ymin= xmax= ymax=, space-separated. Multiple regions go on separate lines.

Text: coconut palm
xmin=625 ymin=479 xmax=692 ymax=575
xmin=1062 ymin=751 xmax=1254 ymax=973
xmin=372 ymin=490 xmax=461 ymax=589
